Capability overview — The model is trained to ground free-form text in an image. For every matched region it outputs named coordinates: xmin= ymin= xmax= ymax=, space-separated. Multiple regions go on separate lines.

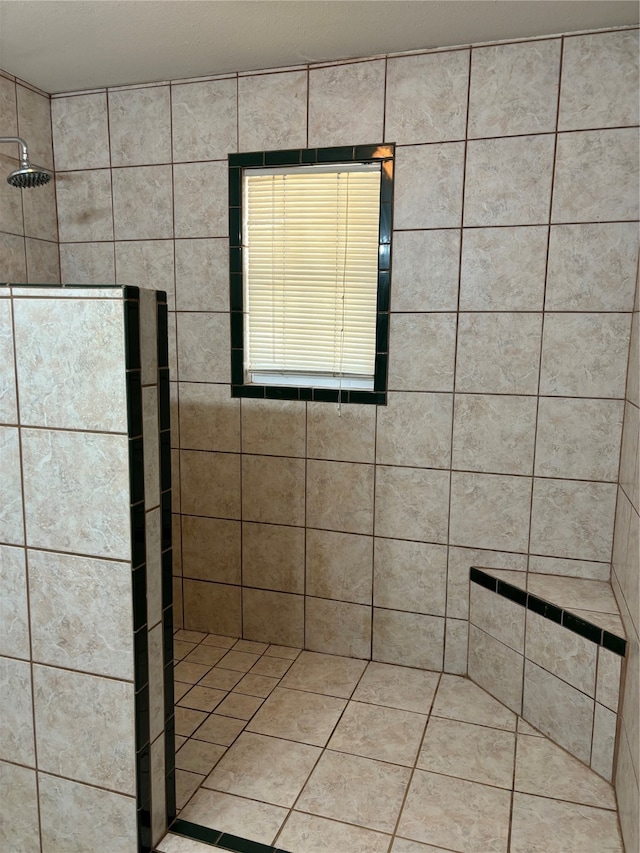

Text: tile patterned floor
xmin=157 ymin=629 xmax=624 ymax=853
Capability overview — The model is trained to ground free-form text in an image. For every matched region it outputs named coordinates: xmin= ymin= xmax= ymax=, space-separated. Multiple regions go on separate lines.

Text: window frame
xmin=228 ymin=143 xmax=394 ymax=405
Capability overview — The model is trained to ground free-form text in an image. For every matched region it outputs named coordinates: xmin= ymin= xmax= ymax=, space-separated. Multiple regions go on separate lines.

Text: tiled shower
xmin=0 ymin=22 xmax=638 ymax=853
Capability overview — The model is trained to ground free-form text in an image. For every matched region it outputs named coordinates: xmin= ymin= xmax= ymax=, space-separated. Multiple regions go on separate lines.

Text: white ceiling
xmin=0 ymin=0 xmax=638 ymax=95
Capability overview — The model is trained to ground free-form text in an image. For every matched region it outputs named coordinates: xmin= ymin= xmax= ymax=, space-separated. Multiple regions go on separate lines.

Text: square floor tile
xmin=510 ymin=792 xmax=623 ymax=852
xmin=417 ymin=717 xmax=515 ymax=788
xmin=175 ymin=707 xmax=208 ymax=737
xmin=180 ymin=787 xmax=287 ymax=845
xmin=296 ymin=750 xmax=411 ymax=833
xmin=174 ymin=661 xmax=211 ymax=684
xmin=174 ymin=629 xmax=208 ymax=643
xmin=328 ymin=700 xmax=427 ymax=766
xmin=397 ymin=770 xmax=511 ymax=852
xmin=280 ymin=651 xmax=367 ymax=698
xmin=198 ymin=668 xmax=243 ymax=691
xmin=352 ymin=661 xmax=440 ymax=713
xmin=276 ymin=811 xmax=391 ymax=853
xmin=177 ymin=685 xmax=227 ymax=713
xmin=233 ymin=672 xmax=280 ymax=698
xmin=183 ymin=645 xmax=227 ymax=666
xmin=247 ymin=687 xmax=347 ymax=746
xmin=250 ymin=655 xmax=294 ymax=677
xmin=203 ymin=731 xmax=321 ymax=807
xmin=216 ymin=650 xmax=261 ymax=672
xmin=193 ymin=713 xmax=246 ymax=746
xmin=214 ymin=692 xmax=264 ymax=720
xmin=233 ymin=639 xmax=269 ymax=654
xmin=265 ymin=644 xmax=301 ymax=659
xmin=431 ymin=674 xmax=516 ymax=730
xmin=176 ymin=739 xmax=226 ymax=775
xmin=175 ymin=768 xmax=204 ymax=809
xmin=201 ymin=633 xmax=237 ymax=649
xmin=173 ymin=640 xmax=197 ymax=660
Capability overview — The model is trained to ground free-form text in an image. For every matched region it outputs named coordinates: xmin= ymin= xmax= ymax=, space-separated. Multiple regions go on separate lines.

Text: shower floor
xmin=157 ymin=629 xmax=624 ymax=853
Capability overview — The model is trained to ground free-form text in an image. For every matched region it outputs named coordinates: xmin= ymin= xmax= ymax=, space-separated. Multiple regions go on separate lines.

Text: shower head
xmin=0 ymin=136 xmax=53 ymax=188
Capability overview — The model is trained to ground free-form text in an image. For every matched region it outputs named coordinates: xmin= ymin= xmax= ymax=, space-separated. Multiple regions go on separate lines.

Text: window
xmin=228 ymin=144 xmax=393 ymax=404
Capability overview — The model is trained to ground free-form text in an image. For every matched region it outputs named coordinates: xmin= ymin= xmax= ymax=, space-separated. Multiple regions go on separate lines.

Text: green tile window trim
xmin=228 ymin=143 xmax=394 ymax=404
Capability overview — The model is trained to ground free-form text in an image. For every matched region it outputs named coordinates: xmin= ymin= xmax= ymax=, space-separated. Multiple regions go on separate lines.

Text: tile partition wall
xmin=0 ymin=284 xmax=173 ymax=853
xmin=47 ymin=26 xmax=639 ymax=676
xmin=611 ymin=270 xmax=639 ymax=853
xmin=0 ymin=70 xmax=59 ymax=283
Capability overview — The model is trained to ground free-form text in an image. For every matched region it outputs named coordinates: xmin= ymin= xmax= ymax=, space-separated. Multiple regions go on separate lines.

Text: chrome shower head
xmin=1 ymin=136 xmax=53 ymax=188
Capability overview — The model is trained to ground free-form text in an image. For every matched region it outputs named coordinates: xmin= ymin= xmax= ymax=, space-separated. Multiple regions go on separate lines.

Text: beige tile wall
xmin=611 ymin=269 xmax=639 ymax=853
xmin=46 ymin=28 xmax=639 ymax=680
xmin=0 ymin=70 xmax=59 ymax=284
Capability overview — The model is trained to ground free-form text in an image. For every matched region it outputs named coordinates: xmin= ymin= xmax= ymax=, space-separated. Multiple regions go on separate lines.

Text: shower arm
xmin=0 ymin=136 xmax=30 ymax=167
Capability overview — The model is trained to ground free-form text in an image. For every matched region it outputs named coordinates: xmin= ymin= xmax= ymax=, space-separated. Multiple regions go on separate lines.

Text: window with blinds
xmin=228 ymin=143 xmax=394 ymax=405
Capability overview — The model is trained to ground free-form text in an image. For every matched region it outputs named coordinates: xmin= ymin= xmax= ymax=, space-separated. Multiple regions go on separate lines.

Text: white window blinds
xmin=243 ymin=164 xmax=381 ymax=388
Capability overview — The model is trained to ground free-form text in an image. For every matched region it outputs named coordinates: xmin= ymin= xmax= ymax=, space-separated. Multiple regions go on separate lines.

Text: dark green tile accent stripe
xmin=167 ymin=819 xmax=294 ymax=853
xmin=229 ymin=143 xmax=394 ymax=406
xmin=470 ymin=567 xmax=626 ymax=656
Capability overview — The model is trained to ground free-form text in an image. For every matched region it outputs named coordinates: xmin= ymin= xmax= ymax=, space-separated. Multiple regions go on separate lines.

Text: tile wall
xmin=611 ymin=268 xmax=639 ymax=852
xmin=46 ymin=27 xmax=638 ymax=679
xmin=0 ymin=70 xmax=59 ymax=283
xmin=0 ymin=285 xmax=172 ymax=853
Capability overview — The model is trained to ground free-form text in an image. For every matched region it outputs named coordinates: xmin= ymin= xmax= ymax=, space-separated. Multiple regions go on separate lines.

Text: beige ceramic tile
xmin=390 ymin=229 xmax=460 ymax=312
xmin=374 ymin=466 xmax=450 ymax=543
xmin=192 ymin=713 xmax=246 ymax=747
xmin=615 ymin=724 xmax=640 ymax=853
xmin=464 ymin=135 xmax=555 ymax=226
xmin=179 ymin=383 xmax=239 ymax=453
xmin=175 ymin=238 xmax=229 ymax=312
xmin=546 ymin=223 xmax=638 ymax=312
xmin=234 ymin=672 xmax=280 ymax=699
xmin=173 ymin=161 xmax=228 ymax=238
xmin=180 ymin=450 xmax=240 ymax=518
xmin=510 ymin=792 xmax=623 ymax=853
xmin=51 ymin=92 xmax=110 ymax=170
xmin=250 ymin=654 xmax=294 ymax=678
xmin=174 ymin=629 xmax=208 ymax=643
xmin=0 ymin=232 xmax=26 ymax=283
xmin=25 ymin=238 xmax=60 ymax=285
xmin=21 ymin=428 xmax=130 ymax=559
xmin=0 ymin=298 xmax=17 ymax=424
xmin=171 ymin=78 xmax=237 ymax=161
xmin=394 ymin=143 xmax=465 ymax=229
xmin=214 ymin=692 xmax=263 ymax=721
xmin=374 ymin=538 xmax=447 ymax=616
xmin=432 ymin=674 xmax=516 ymax=731
xmin=452 ymin=394 xmax=537 ymax=475
xmin=444 ymin=617 xmax=469 ymax=675
xmin=180 ymin=788 xmax=287 ymax=845
xmin=388 ymin=313 xmax=457 ymax=392
xmin=515 ymin=731 xmax=616 ymax=808
xmin=280 ymin=650 xmax=367 ymax=698
xmin=591 ymin=702 xmax=617 ymax=781
xmin=468 ymin=625 xmax=524 ymax=714
xmin=59 ymin=241 xmax=114 ymax=285
xmin=397 ymin=769 xmax=511 ymax=852
xmin=306 ymin=529 xmax=373 ymax=605
xmin=540 ymin=313 xmax=631 ymax=399
xmin=233 ymin=639 xmax=269 ymax=654
xmin=199 ymin=668 xmax=243 ymax=691
xmin=0 ymin=762 xmax=39 ymax=853
xmin=201 ymin=633 xmax=237 ymax=649
xmin=28 ymin=550 xmax=133 ymax=679
xmin=175 ymin=768 xmax=204 ymax=810
xmin=559 ymin=30 xmax=639 ymax=130
xmin=468 ymin=39 xmax=560 ymax=137
xmin=277 ymin=811 xmax=391 ymax=853
xmin=0 ymin=428 xmax=24 ymax=545
xmin=596 ymin=647 xmax=622 ymax=711
xmin=183 ymin=580 xmax=241 ymax=636
xmin=308 ymin=60 xmax=384 ymax=147
xmin=373 ymin=609 xmax=444 ymax=671
xmin=0 ymin=153 xmax=23 ymax=235
xmin=157 ymin=833 xmax=223 ymax=853
xmin=0 ymin=75 xmax=17 ymax=135
xmin=535 ymin=397 xmax=624 ymax=482
xmin=175 ymin=707 xmax=209 ymax=738
xmin=0 ymin=656 xmax=35 ymax=766
xmin=456 ymin=312 xmax=542 ymax=394
xmin=470 ymin=582 xmax=525 ymax=652
xmin=352 ymin=661 xmax=439 ymax=713
xmin=247 ymin=686 xmax=346 ymax=746
xmin=114 ymin=240 xmax=175 ymax=309
xmin=38 ymin=773 xmax=137 ymax=853
xmin=204 ymin=730 xmax=320 ymax=807
xmin=449 ymin=471 xmax=531 ymax=553
xmin=305 ymin=597 xmax=371 ymax=659
xmin=0 ymin=545 xmax=29 ymax=659
xmin=238 ymin=70 xmax=307 ymax=150
xmin=176 ymin=312 xmax=229 ymax=383
xmin=307 ymin=459 xmax=374 ymax=535
xmin=329 ymin=700 xmax=427 ymax=766
xmin=112 ymin=164 xmax=173 ymax=240
xmin=184 ymin=644 xmax=227 ymax=667
xmin=376 ymin=391 xmax=452 ymax=468
xmin=418 ymin=716 xmax=515 ymax=788
xmin=386 ymin=49 xmax=469 ymax=144
xmin=392 ymin=840 xmax=458 ymax=853
xmin=525 ymin=608 xmax=597 ymax=695
xmin=241 ymin=398 xmax=306 ymax=457
xmin=242 ymin=588 xmax=304 ymax=647
xmin=181 ymin=516 xmax=240 ymax=584
xmin=55 ymin=169 xmax=114 ymax=242
xmin=109 ymin=85 xmax=171 ymax=166
xmin=178 ymin=685 xmax=226 ymax=713
xmin=297 ymin=749 xmax=410 ymax=833
xmin=34 ymin=665 xmax=135 ymax=792
xmin=306 ymin=401 xmax=376 ymax=463
xmin=242 ymin=454 xmax=305 ymax=526
xmin=552 ymin=128 xmax=639 ymax=223
xmin=216 ymin=649 xmax=260 ymax=673
xmin=530 ymin=478 xmax=617 ymax=562
xmin=242 ymin=521 xmax=304 ymax=593
xmin=522 ymin=660 xmax=594 ymax=764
